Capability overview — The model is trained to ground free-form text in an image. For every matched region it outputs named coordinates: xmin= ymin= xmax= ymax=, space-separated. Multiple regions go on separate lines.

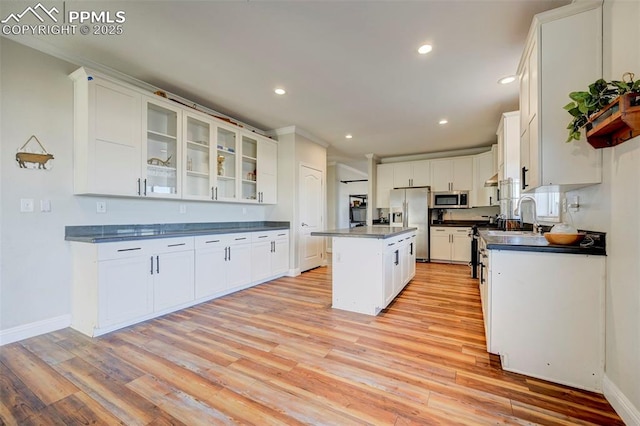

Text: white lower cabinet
xmin=483 ymin=246 xmax=605 ymax=392
xmin=71 ymin=228 xmax=290 ymax=337
xmin=150 ymin=239 xmax=195 ymax=312
xmin=98 ymin=254 xmax=153 ymax=328
xmin=383 ymin=240 xmax=402 ymax=306
xmin=430 ymin=227 xmax=471 ymax=263
xmin=194 ymin=233 xmax=252 ymax=300
xmin=251 ymin=230 xmax=290 ymax=282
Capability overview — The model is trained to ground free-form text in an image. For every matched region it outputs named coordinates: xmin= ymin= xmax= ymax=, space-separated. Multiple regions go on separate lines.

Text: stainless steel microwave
xmin=431 ymin=191 xmax=469 ymax=209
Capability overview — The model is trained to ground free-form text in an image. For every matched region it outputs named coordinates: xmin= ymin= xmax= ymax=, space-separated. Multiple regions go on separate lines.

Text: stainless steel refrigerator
xmin=389 ymin=187 xmax=430 ymax=261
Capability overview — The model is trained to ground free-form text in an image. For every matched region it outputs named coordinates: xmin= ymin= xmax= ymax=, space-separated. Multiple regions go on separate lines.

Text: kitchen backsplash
xmin=438 ymin=206 xmax=500 ymax=221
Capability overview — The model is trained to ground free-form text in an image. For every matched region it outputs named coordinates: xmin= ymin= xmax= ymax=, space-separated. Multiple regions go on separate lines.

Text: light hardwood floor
xmin=0 ymin=263 xmax=623 ymax=425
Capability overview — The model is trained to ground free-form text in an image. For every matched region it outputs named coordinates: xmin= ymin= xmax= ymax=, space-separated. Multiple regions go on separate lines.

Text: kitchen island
xmin=311 ymin=227 xmax=417 ymax=315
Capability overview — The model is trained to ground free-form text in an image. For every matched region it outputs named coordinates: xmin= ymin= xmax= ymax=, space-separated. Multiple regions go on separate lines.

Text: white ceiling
xmin=3 ymin=0 xmax=570 ymax=169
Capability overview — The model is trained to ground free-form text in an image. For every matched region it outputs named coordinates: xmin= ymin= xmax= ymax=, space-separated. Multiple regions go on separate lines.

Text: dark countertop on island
xmin=311 ymin=226 xmax=417 ymax=239
xmin=479 ymin=230 xmax=606 ymax=256
xmin=66 ymin=221 xmax=290 ymax=243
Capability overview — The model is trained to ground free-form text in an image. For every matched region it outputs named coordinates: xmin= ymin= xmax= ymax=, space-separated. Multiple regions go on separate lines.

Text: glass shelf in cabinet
xmin=148 ymin=129 xmax=177 ymax=140
xmin=187 ymin=170 xmax=209 ymax=178
xmin=187 ymin=140 xmax=210 ymax=151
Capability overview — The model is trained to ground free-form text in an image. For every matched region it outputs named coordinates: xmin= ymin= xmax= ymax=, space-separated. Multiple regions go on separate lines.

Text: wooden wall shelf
xmin=586 ymin=93 xmax=640 ymax=149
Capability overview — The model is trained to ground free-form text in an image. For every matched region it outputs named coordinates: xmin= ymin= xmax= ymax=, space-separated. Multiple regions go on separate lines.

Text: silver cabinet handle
xmin=156 ymin=255 xmax=159 ymax=274
xmin=137 ymin=178 xmax=141 ymax=196
xmin=150 ymin=256 xmax=154 ymax=274
xmin=144 ymin=179 xmax=148 ymax=196
xmin=301 ymin=223 xmax=309 ymax=227
xmin=224 ymin=247 xmax=228 ymax=261
xmin=211 ymin=187 xmax=215 ymax=200
xmin=228 ymin=247 xmax=231 ymax=261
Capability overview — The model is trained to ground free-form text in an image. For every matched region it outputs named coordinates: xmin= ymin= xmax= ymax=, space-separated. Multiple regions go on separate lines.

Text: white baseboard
xmin=287 ymin=268 xmax=301 ymax=277
xmin=0 ymin=315 xmax=71 ymax=346
xmin=603 ymin=374 xmax=640 ymax=426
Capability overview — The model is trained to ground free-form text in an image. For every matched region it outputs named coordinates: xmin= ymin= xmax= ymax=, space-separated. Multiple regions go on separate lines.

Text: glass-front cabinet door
xmin=143 ymin=97 xmax=182 ymax=198
xmin=183 ymin=113 xmax=213 ymax=200
xmin=215 ymin=124 xmax=239 ymax=201
xmin=241 ymin=134 xmax=258 ymax=202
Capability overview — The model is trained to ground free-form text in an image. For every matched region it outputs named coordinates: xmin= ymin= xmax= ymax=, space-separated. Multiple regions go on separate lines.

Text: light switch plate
xmin=20 ymin=198 xmax=34 ymax=213
xmin=40 ymin=199 xmax=51 ymax=212
xmin=96 ymin=201 xmax=107 ymax=213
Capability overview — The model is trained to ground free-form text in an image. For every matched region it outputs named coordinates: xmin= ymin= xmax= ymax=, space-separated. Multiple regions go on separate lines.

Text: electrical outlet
xmin=20 ymin=198 xmax=34 ymax=213
xmin=179 ymin=204 xmax=187 ymax=214
xmin=96 ymin=201 xmax=107 ymax=213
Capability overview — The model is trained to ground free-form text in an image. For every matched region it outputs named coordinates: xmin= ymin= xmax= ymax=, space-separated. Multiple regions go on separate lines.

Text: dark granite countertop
xmin=479 ymin=230 xmax=606 ymax=256
xmin=311 ymin=226 xmax=417 ymax=239
xmin=431 ymin=220 xmax=494 ymax=228
xmin=66 ymin=221 xmax=290 ymax=243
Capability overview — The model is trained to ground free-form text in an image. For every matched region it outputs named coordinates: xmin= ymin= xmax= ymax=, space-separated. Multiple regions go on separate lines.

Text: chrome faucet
xmin=515 ymin=195 xmax=542 ymax=234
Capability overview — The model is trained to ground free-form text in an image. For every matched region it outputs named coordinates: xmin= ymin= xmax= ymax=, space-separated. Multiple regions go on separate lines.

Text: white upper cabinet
xmin=392 ymin=160 xmax=431 ymax=188
xmin=143 ymin=97 xmax=182 ymax=198
xmin=430 ymin=156 xmax=473 ymax=192
xmin=70 ymin=68 xmax=142 ymax=196
xmin=256 ymin=135 xmax=278 ymax=204
xmin=243 ymin=133 xmax=278 ymax=204
xmin=472 ymin=150 xmax=496 ymax=207
xmin=183 ymin=112 xmax=214 ymax=201
xmin=517 ymin=3 xmax=602 ymax=192
xmin=376 ymin=163 xmax=394 ymax=208
xmin=70 ymin=67 xmax=277 ymax=204
xmin=214 ymin=123 xmax=240 ymax=201
xmin=496 ymin=111 xmax=520 ymax=184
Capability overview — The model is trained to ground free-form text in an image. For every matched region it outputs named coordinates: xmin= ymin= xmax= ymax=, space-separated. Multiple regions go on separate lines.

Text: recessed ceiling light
xmin=274 ymin=88 xmax=286 ymax=95
xmin=418 ymin=44 xmax=433 ymax=55
xmin=439 ymin=119 xmax=448 ymax=125
xmin=498 ymin=75 xmax=517 ymax=85
xmin=345 ymin=134 xmax=353 ymax=139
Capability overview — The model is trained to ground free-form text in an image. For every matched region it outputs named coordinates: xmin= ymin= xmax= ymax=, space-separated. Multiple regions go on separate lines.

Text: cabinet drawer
xmin=194 ymin=232 xmax=252 ymax=249
xmin=98 ymin=240 xmax=152 ymax=261
xmin=251 ymin=230 xmax=289 ymax=242
xmin=251 ymin=231 xmax=276 ymax=242
xmin=148 ymin=237 xmax=194 ymax=254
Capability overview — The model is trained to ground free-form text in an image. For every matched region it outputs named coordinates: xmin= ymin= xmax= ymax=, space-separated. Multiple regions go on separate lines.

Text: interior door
xmin=299 ymin=165 xmax=324 ymax=272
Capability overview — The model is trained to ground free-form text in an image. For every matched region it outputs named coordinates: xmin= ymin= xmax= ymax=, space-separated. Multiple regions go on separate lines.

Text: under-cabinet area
xmin=67 ymin=223 xmax=289 ymax=337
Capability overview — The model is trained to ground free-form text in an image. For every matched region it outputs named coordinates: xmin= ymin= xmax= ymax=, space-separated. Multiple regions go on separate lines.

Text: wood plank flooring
xmin=0 ymin=263 xmax=624 ymax=425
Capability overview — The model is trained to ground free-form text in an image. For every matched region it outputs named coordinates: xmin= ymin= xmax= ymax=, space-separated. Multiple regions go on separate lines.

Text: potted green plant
xmin=564 ymin=72 xmax=640 ymax=143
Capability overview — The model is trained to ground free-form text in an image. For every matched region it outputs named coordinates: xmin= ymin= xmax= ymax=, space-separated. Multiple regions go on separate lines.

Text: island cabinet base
xmin=331 ymin=231 xmax=416 ymax=315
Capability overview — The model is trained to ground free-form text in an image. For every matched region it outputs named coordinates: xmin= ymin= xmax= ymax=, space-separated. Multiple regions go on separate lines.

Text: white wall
xmin=266 ymin=128 xmax=327 ymax=272
xmin=0 ymin=39 xmax=271 ymax=332
xmin=568 ymin=1 xmax=640 ymax=421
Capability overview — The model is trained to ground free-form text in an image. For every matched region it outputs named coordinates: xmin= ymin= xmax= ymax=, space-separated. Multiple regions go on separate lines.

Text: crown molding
xmin=268 ymin=126 xmax=330 ymax=148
